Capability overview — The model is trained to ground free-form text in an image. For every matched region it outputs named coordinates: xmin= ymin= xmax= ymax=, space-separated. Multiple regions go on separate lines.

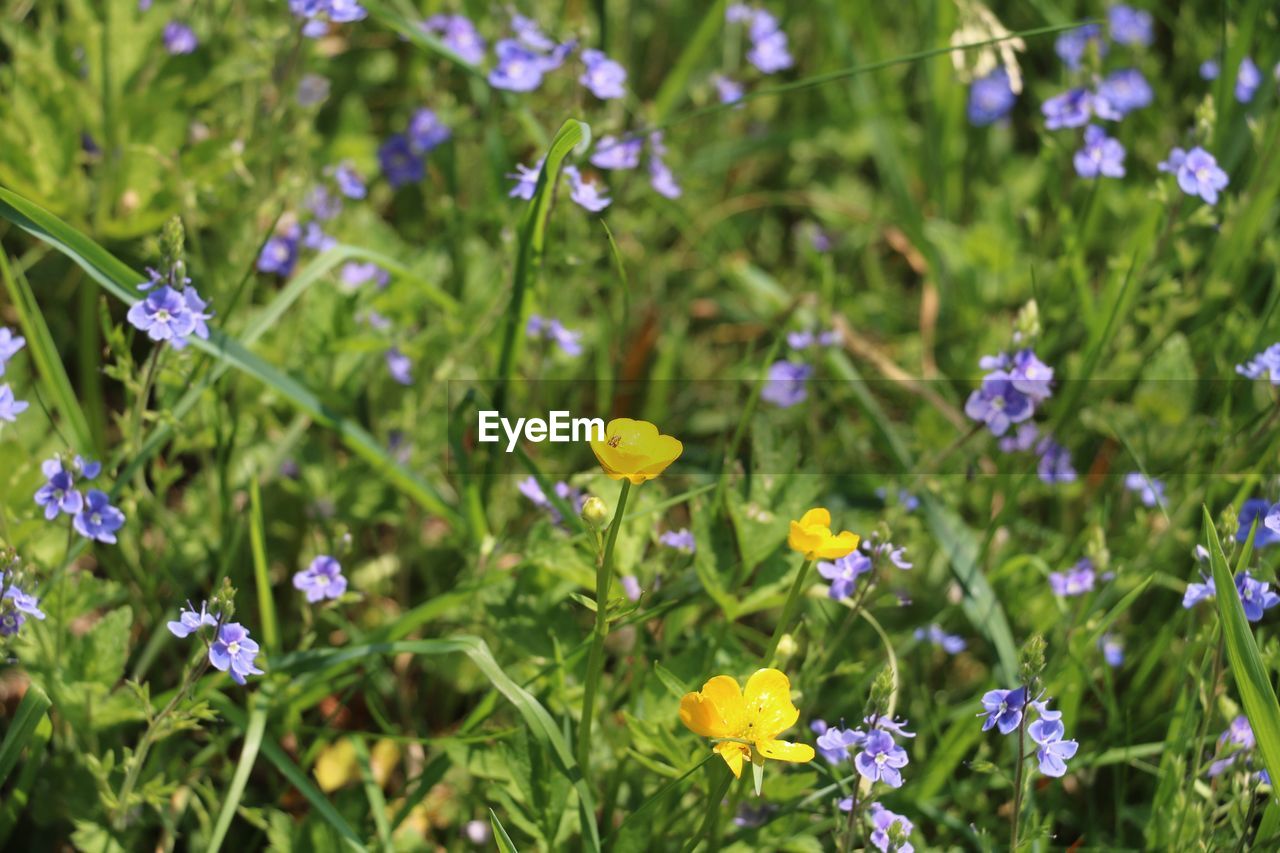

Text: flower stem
xmin=130 ymin=344 xmax=164 ymax=456
xmin=576 ymin=479 xmax=631 ymax=781
xmin=839 ymin=778 xmax=862 ymax=853
xmin=1010 ymin=686 xmax=1030 ymax=851
xmin=764 ymin=558 xmax=813 ymax=664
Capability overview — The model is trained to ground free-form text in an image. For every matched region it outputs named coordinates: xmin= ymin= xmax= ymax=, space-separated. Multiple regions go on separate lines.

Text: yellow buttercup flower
xmin=590 ymin=418 xmax=683 ymax=485
xmin=787 ymin=508 xmax=859 ymax=560
xmin=678 ymin=668 xmax=815 ymax=778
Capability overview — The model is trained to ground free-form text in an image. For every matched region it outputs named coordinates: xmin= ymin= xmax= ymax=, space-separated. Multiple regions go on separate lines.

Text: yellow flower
xmin=787 ymin=508 xmax=859 ymax=560
xmin=678 ymin=668 xmax=815 ymax=778
xmin=590 ymin=418 xmax=683 ymax=485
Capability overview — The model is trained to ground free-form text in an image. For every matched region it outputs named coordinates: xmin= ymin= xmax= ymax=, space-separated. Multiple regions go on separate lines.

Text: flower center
xmin=1196 ymin=167 xmax=1211 ymax=183
xmin=875 ymin=753 xmax=888 ymax=766
xmin=607 ymin=435 xmax=622 ymax=448
xmin=228 ymin=641 xmax=241 ymax=655
xmin=156 ymin=309 xmax=171 ymax=322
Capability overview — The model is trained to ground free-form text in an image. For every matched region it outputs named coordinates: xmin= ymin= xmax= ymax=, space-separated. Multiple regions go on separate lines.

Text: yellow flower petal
xmin=755 ymin=739 xmax=816 ymax=764
xmin=811 ymin=531 xmax=860 ymax=560
xmin=743 ymin=668 xmax=800 ymax=740
xmin=679 ymin=675 xmax=745 ymax=738
xmin=590 ymin=418 xmax=683 ymax=484
xmin=714 ymin=741 xmax=749 ymax=778
xmin=798 ymin=508 xmax=831 ymax=528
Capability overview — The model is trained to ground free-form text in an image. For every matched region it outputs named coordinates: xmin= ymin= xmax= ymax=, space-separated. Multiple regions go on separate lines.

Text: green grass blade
xmin=1204 ymin=507 xmax=1280 ymax=790
xmin=0 ymin=185 xmax=460 ymax=525
xmin=0 ymin=252 xmax=96 ymax=454
xmin=248 ymin=478 xmax=279 ymax=655
xmin=206 ymin=696 xmax=268 ymax=853
xmin=650 ymin=0 xmax=728 ymax=123
xmin=352 ymin=736 xmax=394 ymax=852
xmin=490 ymin=807 xmax=522 ymax=853
xmin=0 ymin=684 xmax=51 ymax=787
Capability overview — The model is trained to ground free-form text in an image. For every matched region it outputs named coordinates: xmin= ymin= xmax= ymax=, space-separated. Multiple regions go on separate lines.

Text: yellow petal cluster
xmin=589 ymin=418 xmax=683 ymax=485
xmin=678 ymin=668 xmax=815 ymax=778
xmin=787 ymin=508 xmax=859 ymax=560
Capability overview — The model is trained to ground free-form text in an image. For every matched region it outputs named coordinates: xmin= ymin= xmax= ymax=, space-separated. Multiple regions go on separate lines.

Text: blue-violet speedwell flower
xmin=293 ymin=555 xmax=348 ymax=602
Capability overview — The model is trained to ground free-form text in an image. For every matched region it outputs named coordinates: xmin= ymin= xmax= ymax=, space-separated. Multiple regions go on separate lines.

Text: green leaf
xmin=0 ymin=185 xmax=460 ymax=525
xmin=0 ymin=684 xmax=51 ymax=787
xmin=1204 ymin=507 xmax=1280 ymax=792
xmin=248 ymin=478 xmax=279 ymax=655
xmin=352 ymin=736 xmax=394 ymax=853
xmin=206 ymin=696 xmax=268 ymax=853
xmin=490 ymin=807 xmax=522 ymax=853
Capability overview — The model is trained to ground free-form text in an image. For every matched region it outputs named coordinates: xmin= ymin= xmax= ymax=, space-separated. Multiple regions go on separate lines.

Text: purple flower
xmin=421 ymin=14 xmax=485 ymax=65
xmin=1236 ymin=571 xmax=1280 ymax=622
xmin=1239 ymin=499 xmax=1280 ymax=547
xmin=564 ymin=167 xmax=611 ymax=212
xmin=1042 ymin=88 xmax=1119 ymax=130
xmin=712 ymin=74 xmax=745 ymax=105
xmin=1009 ymin=349 xmax=1054 ymax=401
xmin=1099 ymin=633 xmax=1124 ymax=667
xmin=0 ymin=327 xmax=26 ymax=376
xmin=306 ymin=185 xmax=341 ymax=221
xmin=968 ymin=68 xmax=1016 ymax=126
xmin=0 ymin=384 xmax=29 ymax=423
xmin=999 ymin=423 xmax=1039 ymax=453
xmin=74 ymin=456 xmax=102 ymax=479
xmin=510 ymin=12 xmax=556 ymax=52
xmin=1159 ymin=146 xmax=1228 ymax=205
xmin=293 ymin=555 xmax=348 ymax=602
xmin=163 ymin=21 xmax=198 ymax=55
xmin=385 ymin=347 xmax=412 ymax=385
xmin=659 ymin=528 xmax=696 ymax=554
xmin=1075 ymin=123 xmax=1126 ymax=178
xmin=1036 ymin=436 xmax=1077 ymax=484
xmin=1098 ymin=68 xmax=1153 ymax=115
xmin=915 ymin=624 xmax=966 ymax=654
xmin=1208 ymin=716 xmax=1256 ymax=776
xmin=870 ymin=715 xmax=916 ymax=739
xmin=1054 ymin=24 xmax=1105 ymax=70
xmin=34 ymin=458 xmax=84 ymax=520
xmin=327 ymin=0 xmax=367 ymax=23
xmin=258 ymin=230 xmax=300 ymax=276
xmin=507 ymin=159 xmax=542 ymax=200
xmin=1123 ymin=472 xmax=1165 ymax=507
xmin=1183 ymin=574 xmax=1215 ymax=608
xmin=379 ymin=135 xmax=425 ymax=188
xmin=854 ymin=730 xmax=908 ymax=788
xmin=649 ymin=159 xmax=683 ymax=199
xmin=172 ymin=288 xmax=213 ymax=350
xmin=127 ymin=285 xmax=197 ymax=344
xmin=340 ymin=262 xmax=389 ymax=290
xmin=1236 ymin=343 xmax=1280 ymax=385
xmin=1028 ymin=718 xmax=1079 ymax=777
xmin=965 ymin=372 xmax=1034 ymax=436
xmin=1200 ymin=59 xmax=1220 ymax=80
xmin=302 ymin=221 xmax=335 ymax=253
xmin=621 ymin=575 xmax=643 ymax=601
xmin=980 ymin=686 xmax=1027 ymax=734
xmin=1049 ymin=559 xmax=1096 ymax=597
xmin=73 ymin=489 xmax=125 ymax=543
xmin=408 ymin=108 xmax=451 ymax=154
xmin=1237 ymin=57 xmax=1262 ymax=103
xmin=333 ymin=162 xmax=366 ymax=199
xmin=865 ymin=803 xmax=915 ymax=853
xmin=816 ymin=725 xmax=865 ymax=764
xmin=526 ymin=315 xmax=584 ymax=356
xmin=762 ymin=360 xmax=812 ymax=408
xmin=817 ymin=551 xmax=872 ymax=600
xmin=590 ymin=136 xmax=643 ymax=171
xmin=1108 ymin=5 xmax=1153 ymax=46
xmin=167 ymin=600 xmax=218 ymax=638
xmin=579 ymin=49 xmax=627 ymax=99
xmin=489 ymin=39 xmax=547 ymax=92
xmin=209 ymin=622 xmax=263 ymax=685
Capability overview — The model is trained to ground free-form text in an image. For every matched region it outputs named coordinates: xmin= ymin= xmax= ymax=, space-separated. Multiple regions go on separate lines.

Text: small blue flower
xmin=745 ymin=14 xmax=793 ymax=75
xmin=1236 ymin=343 xmax=1280 ymax=385
xmin=1099 ymin=633 xmax=1124 ymax=667
xmin=408 ymin=108 xmax=451 ymax=154
xmin=1108 ymin=5 xmax=1153 ymax=47
xmin=163 ymin=21 xmax=198 ymax=55
xmin=1240 ymin=498 xmax=1280 ymax=547
xmin=258 ymin=229 xmax=300 ymax=276
xmin=506 ymin=159 xmax=543 ymax=200
xmin=0 ymin=327 xmax=26 ymax=376
xmin=1036 ymin=436 xmax=1077 ymax=484
xmin=34 ymin=458 xmax=84 ymax=520
xmin=1028 ymin=718 xmax=1078 ymax=777
xmin=489 ymin=39 xmax=548 ymax=92
xmin=167 ymin=600 xmax=218 ymax=638
xmin=127 ymin=285 xmax=197 ymax=343
xmin=1042 ymin=88 xmax=1120 ymax=130
xmin=915 ymin=624 xmax=966 ymax=654
xmin=340 ymin=262 xmax=389 ymax=290
xmin=1183 ymin=574 xmax=1215 ymax=608
xmin=333 ymin=162 xmax=367 ymax=199
xmin=378 ymin=135 xmax=425 ymax=188
xmin=1074 ymin=124 xmax=1126 ymax=179
xmin=863 ymin=803 xmax=915 ymax=852
xmin=1054 ymin=24 xmax=1106 ymax=70
xmin=980 ymin=686 xmax=1027 ymax=734
xmin=659 ymin=528 xmax=696 ymax=554
xmin=1049 ymin=559 xmax=1096 ymax=597
xmin=385 ymin=347 xmax=413 ymax=385
xmin=968 ymin=68 xmax=1016 ymax=126
xmin=815 ymin=725 xmax=864 ymax=764
xmin=563 ymin=167 xmax=611 ymax=212
xmin=302 ymin=221 xmax=335 ymax=253
xmin=1236 ymin=57 xmax=1262 ymax=103
xmin=1123 ymin=472 xmax=1165 ymax=508
xmin=579 ymin=49 xmax=627 ymax=100
xmin=1158 ymin=147 xmax=1228 ymax=205
xmin=421 ymin=13 xmax=486 ymax=65
xmin=73 ymin=489 xmax=125 ymax=544
xmin=526 ymin=315 xmax=584 ymax=356
xmin=293 ymin=555 xmax=348 ymax=603
xmin=647 ymin=132 xmax=682 ymax=199
xmin=306 ymin=185 xmax=341 ymax=221
xmin=965 ymin=371 xmax=1034 ymax=436
xmin=590 ymin=136 xmax=643 ymax=171
xmin=0 ymin=384 xmax=29 ymax=423
xmin=1236 ymin=572 xmax=1280 ymax=622
xmin=854 ymin=729 xmax=908 ymax=788
xmin=818 ymin=551 xmax=873 ymax=600
xmin=1200 ymin=59 xmax=1220 ymax=80
xmin=762 ymin=360 xmax=812 ymax=408
xmin=209 ymin=622 xmax=263 ymax=685
xmin=1098 ymin=68 xmax=1153 ymax=115
xmin=712 ymin=74 xmax=744 ymax=105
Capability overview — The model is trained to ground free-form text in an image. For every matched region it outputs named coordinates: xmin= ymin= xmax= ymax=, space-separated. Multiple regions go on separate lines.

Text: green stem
xmin=1010 ymin=684 xmax=1030 ymax=851
xmin=576 ymin=479 xmax=632 ymax=781
xmin=687 ymin=765 xmax=734 ymax=853
xmin=764 ymin=559 xmax=813 ymax=664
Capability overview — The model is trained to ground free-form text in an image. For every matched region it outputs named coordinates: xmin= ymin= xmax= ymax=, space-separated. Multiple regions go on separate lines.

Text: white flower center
xmin=228 ymin=641 xmax=241 ymax=655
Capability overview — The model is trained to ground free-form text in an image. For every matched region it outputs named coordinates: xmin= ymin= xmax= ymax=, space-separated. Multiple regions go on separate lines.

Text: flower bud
xmin=581 ymin=496 xmax=609 ymax=529
xmin=1018 ymin=633 xmax=1047 ymax=684
xmin=775 ymin=633 xmax=798 ymax=660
